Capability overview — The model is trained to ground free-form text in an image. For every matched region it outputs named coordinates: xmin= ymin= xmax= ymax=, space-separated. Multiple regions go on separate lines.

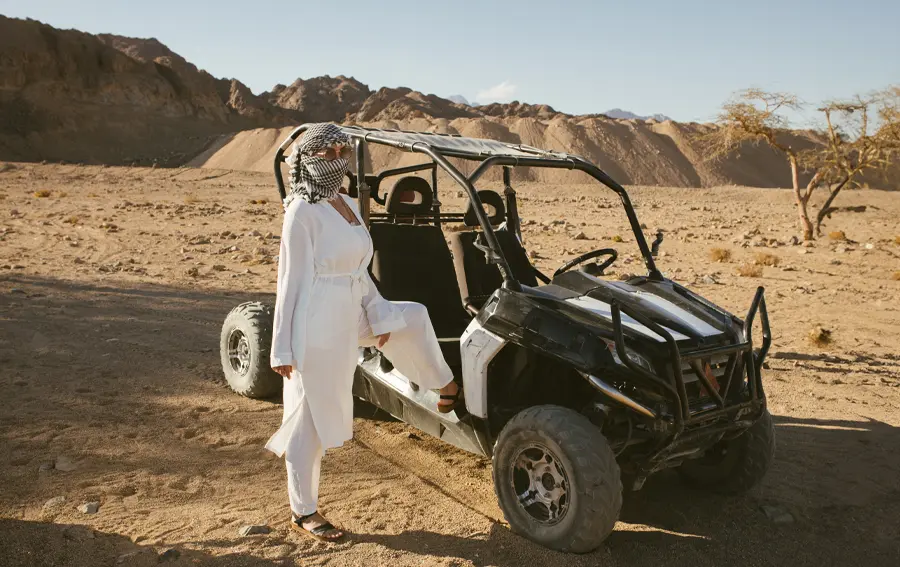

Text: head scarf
xmin=286 ymin=123 xmax=352 ymax=204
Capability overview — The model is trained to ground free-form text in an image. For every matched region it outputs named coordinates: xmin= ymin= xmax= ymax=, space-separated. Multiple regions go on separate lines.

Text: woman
xmin=265 ymin=123 xmax=462 ymax=542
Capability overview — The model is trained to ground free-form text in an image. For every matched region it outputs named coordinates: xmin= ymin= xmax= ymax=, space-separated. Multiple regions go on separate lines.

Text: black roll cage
xmin=273 ymin=124 xmax=664 ymax=291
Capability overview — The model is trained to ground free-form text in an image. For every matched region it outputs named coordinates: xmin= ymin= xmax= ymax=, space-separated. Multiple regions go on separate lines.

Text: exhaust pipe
xmin=583 ymin=373 xmax=657 ymax=419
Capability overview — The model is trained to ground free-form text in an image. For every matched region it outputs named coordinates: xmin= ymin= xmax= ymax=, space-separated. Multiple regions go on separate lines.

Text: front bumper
xmin=610 ymin=286 xmax=772 ymax=432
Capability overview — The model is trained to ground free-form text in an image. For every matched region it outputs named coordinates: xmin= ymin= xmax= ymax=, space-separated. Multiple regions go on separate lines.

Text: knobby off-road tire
xmin=219 ymin=302 xmax=281 ymax=399
xmin=492 ymin=405 xmax=622 ymax=553
xmin=678 ymin=408 xmax=775 ymax=494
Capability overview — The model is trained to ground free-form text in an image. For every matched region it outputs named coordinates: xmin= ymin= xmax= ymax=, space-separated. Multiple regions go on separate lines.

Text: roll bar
xmin=273 ymin=124 xmax=663 ymax=291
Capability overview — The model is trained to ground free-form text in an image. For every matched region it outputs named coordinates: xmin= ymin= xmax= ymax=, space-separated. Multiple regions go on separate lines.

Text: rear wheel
xmin=219 ymin=302 xmax=281 ymax=399
xmin=492 ymin=405 xmax=622 ymax=553
xmin=678 ymin=408 xmax=775 ymax=494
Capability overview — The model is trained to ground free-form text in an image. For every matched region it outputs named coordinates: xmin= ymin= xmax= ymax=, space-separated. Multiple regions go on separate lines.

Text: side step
xmin=352 ymin=353 xmax=489 ymax=457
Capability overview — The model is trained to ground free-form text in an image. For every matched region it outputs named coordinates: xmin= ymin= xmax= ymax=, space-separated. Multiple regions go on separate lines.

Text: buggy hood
xmin=533 ymin=272 xmax=736 ymax=346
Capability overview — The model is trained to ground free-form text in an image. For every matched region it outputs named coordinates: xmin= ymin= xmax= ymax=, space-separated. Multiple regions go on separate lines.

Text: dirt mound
xmin=191 ymin=116 xmax=829 ymax=189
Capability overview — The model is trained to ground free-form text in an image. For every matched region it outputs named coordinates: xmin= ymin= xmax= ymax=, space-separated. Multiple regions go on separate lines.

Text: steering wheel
xmin=553 ymin=248 xmax=618 ymax=278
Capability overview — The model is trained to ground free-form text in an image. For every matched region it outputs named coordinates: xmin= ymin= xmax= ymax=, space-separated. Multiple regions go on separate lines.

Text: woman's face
xmin=314 ymin=143 xmax=352 ymax=161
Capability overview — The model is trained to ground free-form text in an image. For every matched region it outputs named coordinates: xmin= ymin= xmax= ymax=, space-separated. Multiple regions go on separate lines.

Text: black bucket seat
xmin=448 ymin=190 xmax=538 ymax=313
xmin=367 ymin=176 xmax=470 ymax=366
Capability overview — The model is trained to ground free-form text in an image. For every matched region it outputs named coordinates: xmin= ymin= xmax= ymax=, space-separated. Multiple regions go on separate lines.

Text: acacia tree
xmin=704 ymin=88 xmax=898 ymax=240
xmin=702 ymin=89 xmax=820 ymax=240
xmin=877 ymin=86 xmax=900 ymax=146
xmin=808 ymin=96 xmax=897 ymax=235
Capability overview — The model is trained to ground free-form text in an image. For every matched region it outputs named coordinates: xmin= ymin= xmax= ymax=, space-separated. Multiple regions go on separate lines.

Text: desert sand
xmin=1 ymin=162 xmax=899 ymax=566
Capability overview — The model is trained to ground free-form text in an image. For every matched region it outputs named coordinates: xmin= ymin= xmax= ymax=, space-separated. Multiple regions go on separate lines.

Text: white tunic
xmin=265 ymin=194 xmax=449 ymax=455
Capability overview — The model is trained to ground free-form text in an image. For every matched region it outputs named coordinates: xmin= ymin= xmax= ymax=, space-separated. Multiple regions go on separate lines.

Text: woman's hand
xmin=376 ymin=333 xmax=391 ymax=348
xmin=273 ymin=365 xmax=293 ymax=379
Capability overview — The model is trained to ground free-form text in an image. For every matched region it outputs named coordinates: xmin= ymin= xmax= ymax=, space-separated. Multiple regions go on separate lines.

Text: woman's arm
xmin=270 ymin=205 xmax=315 ymax=371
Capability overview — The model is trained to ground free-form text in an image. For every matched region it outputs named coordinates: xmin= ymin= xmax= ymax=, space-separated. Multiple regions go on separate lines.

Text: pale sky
xmin=3 ymin=0 xmax=898 ymax=124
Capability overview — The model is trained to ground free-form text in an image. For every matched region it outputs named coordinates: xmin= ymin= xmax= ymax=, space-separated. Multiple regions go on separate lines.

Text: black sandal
xmin=437 ymin=385 xmax=464 ymax=414
xmin=290 ymin=512 xmax=345 ymax=542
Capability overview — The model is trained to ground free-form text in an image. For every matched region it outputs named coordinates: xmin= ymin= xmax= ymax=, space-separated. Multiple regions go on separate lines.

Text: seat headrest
xmin=464 ymin=190 xmax=505 ymax=227
xmin=386 ymin=176 xmax=433 ymax=215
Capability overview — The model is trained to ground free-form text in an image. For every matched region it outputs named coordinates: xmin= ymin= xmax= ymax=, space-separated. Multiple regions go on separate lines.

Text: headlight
xmin=604 ymin=339 xmax=654 ymax=374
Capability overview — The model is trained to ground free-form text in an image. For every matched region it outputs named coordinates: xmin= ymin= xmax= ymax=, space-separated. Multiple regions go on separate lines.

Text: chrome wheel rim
xmin=511 ymin=443 xmax=570 ymax=525
xmin=227 ymin=329 xmax=251 ymax=376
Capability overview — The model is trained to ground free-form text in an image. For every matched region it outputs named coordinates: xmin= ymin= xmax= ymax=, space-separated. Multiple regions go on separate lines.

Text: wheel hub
xmin=227 ymin=329 xmax=251 ymax=376
xmin=511 ymin=444 xmax=570 ymax=525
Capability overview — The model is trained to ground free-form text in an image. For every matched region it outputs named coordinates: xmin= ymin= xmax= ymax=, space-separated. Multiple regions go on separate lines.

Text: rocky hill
xmin=3 ymin=15 xmax=888 ymax=189
xmin=0 ymin=16 xmax=303 ymax=165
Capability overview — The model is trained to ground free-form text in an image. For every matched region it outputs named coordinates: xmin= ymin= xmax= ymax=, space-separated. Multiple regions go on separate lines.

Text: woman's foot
xmin=291 ymin=511 xmax=345 ymax=542
xmin=437 ymin=381 xmax=463 ymax=413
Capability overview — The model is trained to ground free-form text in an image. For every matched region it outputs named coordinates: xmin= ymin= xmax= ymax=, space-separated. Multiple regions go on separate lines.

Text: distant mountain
xmin=9 ymin=13 xmax=862 ymax=194
xmin=447 ymin=95 xmax=470 ymax=106
xmin=264 ymin=75 xmax=371 ymax=122
xmin=603 ymin=108 xmax=671 ymax=122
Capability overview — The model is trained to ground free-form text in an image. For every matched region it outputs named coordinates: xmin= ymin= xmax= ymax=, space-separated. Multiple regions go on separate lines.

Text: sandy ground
xmin=1 ymin=162 xmax=899 ymax=566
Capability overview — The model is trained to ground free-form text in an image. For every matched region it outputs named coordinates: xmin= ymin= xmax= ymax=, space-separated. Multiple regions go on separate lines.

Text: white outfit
xmin=265 ymin=194 xmax=454 ymax=515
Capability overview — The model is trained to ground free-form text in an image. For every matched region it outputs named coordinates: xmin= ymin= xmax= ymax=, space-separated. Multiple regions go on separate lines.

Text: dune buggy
xmin=219 ymin=125 xmax=774 ymax=553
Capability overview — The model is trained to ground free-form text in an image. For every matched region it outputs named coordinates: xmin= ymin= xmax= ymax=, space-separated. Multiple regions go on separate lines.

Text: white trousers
xmin=284 ymin=301 xmax=454 ymax=516
xmin=285 ymin=393 xmax=322 ymax=517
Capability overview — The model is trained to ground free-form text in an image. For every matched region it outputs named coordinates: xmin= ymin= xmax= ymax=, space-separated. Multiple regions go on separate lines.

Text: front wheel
xmin=492 ymin=405 xmax=622 ymax=553
xmin=678 ymin=408 xmax=775 ymax=493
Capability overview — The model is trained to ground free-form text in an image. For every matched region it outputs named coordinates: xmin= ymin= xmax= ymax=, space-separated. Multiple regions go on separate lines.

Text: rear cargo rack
xmin=610 ymin=286 xmax=771 ymax=433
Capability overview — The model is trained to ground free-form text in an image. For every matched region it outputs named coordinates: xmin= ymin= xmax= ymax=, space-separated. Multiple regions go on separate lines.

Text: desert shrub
xmin=754 ymin=252 xmax=781 ymax=266
xmin=33 ymin=190 xmax=51 ymax=198
xmin=892 ymin=271 xmax=900 ymax=281
xmin=736 ymin=264 xmax=763 ymax=277
xmin=611 ymin=235 xmax=623 ymax=243
xmin=828 ymin=231 xmax=847 ymax=241
xmin=709 ymin=248 xmax=732 ymax=262
xmin=808 ymin=325 xmax=832 ymax=347
xmin=63 ymin=216 xmax=79 ymax=225
xmin=184 ymin=194 xmax=200 ymax=204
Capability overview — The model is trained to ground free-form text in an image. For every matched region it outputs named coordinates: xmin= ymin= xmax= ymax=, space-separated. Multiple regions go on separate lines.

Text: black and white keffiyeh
xmin=286 ymin=123 xmax=352 ymax=205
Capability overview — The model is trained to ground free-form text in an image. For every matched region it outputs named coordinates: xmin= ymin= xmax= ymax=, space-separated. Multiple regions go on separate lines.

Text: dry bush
xmin=893 ymin=235 xmax=900 ymax=245
xmin=87 ymin=192 xmax=99 ymax=198
xmin=828 ymin=230 xmax=847 ymax=241
xmin=892 ymin=271 xmax=900 ymax=281
xmin=63 ymin=216 xmax=79 ymax=225
xmin=808 ymin=325 xmax=833 ymax=347
xmin=248 ymin=198 xmax=268 ymax=205
xmin=33 ymin=190 xmax=51 ymax=198
xmin=184 ymin=194 xmax=200 ymax=204
xmin=58 ymin=191 xmax=68 ymax=198
xmin=736 ymin=264 xmax=763 ymax=277
xmin=754 ymin=252 xmax=781 ymax=266
xmin=709 ymin=248 xmax=732 ymax=262
xmin=611 ymin=235 xmax=624 ymax=243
